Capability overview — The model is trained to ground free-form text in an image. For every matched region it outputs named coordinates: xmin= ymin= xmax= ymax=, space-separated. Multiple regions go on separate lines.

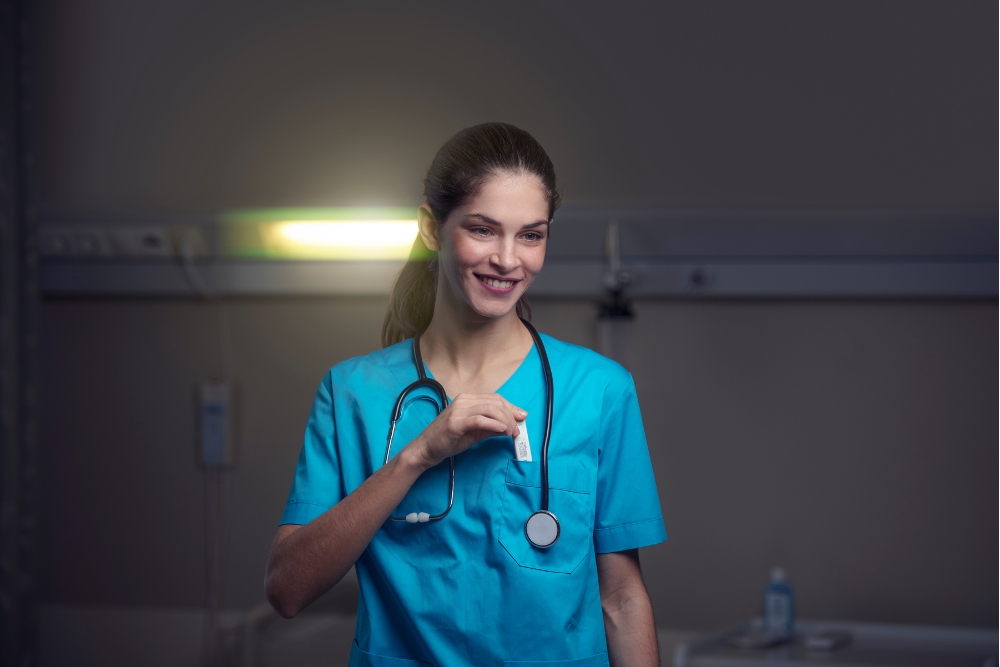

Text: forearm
xmin=598 ymin=550 xmax=659 ymax=667
xmin=265 ymin=445 xmax=428 ymax=617
xmin=603 ymin=584 xmax=659 ymax=667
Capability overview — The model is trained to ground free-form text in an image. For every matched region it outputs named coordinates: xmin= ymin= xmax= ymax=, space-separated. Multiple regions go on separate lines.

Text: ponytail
xmin=381 ymin=234 xmax=437 ymax=347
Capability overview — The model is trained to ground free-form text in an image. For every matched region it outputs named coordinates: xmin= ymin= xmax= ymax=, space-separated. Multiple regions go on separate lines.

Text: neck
xmin=420 ymin=280 xmax=529 ymax=381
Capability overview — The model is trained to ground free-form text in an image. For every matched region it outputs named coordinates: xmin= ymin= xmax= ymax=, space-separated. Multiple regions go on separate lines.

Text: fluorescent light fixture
xmin=269 ymin=220 xmax=418 ymax=259
xmin=221 ymin=207 xmax=421 ymax=260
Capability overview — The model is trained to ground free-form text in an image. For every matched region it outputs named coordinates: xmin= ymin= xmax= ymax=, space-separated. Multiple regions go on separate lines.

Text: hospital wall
xmin=39 ymin=296 xmax=997 ymax=630
xmin=29 ymin=0 xmax=997 ymax=639
xmin=34 ymin=0 xmax=993 ymax=211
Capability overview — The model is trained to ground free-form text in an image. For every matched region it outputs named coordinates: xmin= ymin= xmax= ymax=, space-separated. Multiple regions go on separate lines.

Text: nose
xmin=491 ymin=237 xmax=519 ymax=273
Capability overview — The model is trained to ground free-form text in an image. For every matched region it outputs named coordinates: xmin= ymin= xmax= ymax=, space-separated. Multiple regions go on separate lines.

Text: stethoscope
xmin=384 ymin=318 xmax=560 ymax=549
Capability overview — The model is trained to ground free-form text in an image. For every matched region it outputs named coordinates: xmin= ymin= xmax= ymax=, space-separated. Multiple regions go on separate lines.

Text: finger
xmin=462 ymin=400 xmax=519 ymax=437
xmin=493 ymin=399 xmax=525 ymax=433
xmin=489 ymin=395 xmax=527 ymax=422
xmin=454 ymin=396 xmax=523 ymax=435
xmin=464 ymin=415 xmax=509 ymax=436
xmin=478 ymin=399 xmax=520 ymax=437
xmin=467 ymin=403 xmax=517 ymax=436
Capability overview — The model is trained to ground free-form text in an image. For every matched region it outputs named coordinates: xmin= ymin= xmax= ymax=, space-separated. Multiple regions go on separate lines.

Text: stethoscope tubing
xmin=529 ymin=319 xmax=554 ymax=513
xmin=383 ymin=318 xmax=552 ymax=526
xmin=385 ymin=376 xmax=454 ymax=522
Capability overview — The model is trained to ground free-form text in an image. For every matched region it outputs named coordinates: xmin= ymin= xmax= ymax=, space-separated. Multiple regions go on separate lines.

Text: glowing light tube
xmin=268 ymin=220 xmax=418 ymax=259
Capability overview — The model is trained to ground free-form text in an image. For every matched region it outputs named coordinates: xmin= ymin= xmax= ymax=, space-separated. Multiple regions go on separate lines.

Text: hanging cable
xmin=180 ymin=235 xmax=236 ymax=666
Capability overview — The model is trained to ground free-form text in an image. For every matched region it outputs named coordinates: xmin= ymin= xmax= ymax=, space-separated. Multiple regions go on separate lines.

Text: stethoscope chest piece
xmin=525 ymin=510 xmax=560 ymax=548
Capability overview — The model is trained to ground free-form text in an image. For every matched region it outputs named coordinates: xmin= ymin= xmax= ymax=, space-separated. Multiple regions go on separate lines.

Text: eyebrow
xmin=464 ymin=213 xmax=550 ymax=229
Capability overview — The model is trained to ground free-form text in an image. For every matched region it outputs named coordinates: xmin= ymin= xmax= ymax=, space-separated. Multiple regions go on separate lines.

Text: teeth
xmin=483 ymin=277 xmax=514 ymax=289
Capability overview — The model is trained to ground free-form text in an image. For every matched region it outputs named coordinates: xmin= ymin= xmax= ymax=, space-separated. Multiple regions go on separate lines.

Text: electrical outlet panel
xmin=40 ymin=228 xmax=113 ymax=257
xmin=109 ymin=227 xmax=172 ymax=257
xmin=39 ymin=225 xmax=209 ymax=259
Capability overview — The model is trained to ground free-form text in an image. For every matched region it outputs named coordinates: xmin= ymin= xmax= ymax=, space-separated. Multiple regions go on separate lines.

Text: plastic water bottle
xmin=763 ymin=567 xmax=794 ymax=636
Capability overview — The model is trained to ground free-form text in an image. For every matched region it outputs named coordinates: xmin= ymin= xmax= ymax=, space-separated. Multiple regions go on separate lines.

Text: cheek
xmin=449 ymin=235 xmax=490 ymax=269
xmin=438 ymin=239 xmax=477 ymax=288
xmin=522 ymin=244 xmax=546 ymax=274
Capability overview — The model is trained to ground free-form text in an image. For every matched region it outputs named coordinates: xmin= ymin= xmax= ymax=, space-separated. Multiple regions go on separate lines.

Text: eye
xmin=521 ymin=231 xmax=544 ymax=242
xmin=470 ymin=227 xmax=492 ymax=237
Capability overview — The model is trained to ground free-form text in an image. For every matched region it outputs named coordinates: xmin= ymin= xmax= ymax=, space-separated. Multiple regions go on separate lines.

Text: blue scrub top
xmin=281 ymin=333 xmax=666 ymax=667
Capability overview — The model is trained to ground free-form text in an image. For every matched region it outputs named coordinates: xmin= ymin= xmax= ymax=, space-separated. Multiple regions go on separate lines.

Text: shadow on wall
xmin=38 ymin=2 xmax=643 ymax=211
xmin=36 ymin=2 xmax=995 ymax=211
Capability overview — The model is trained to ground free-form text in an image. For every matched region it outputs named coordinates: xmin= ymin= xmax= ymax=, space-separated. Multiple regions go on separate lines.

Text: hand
xmin=409 ymin=393 xmax=527 ymax=469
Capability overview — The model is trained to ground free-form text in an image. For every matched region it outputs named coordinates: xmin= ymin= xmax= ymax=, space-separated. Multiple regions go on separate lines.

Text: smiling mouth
xmin=475 ymin=274 xmax=519 ymax=292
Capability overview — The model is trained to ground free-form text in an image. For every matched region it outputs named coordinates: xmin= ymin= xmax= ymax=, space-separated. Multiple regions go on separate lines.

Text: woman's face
xmin=424 ymin=170 xmax=550 ymax=321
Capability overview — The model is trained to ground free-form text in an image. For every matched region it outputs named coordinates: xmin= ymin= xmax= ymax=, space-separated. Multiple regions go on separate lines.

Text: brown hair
xmin=381 ymin=123 xmax=560 ymax=347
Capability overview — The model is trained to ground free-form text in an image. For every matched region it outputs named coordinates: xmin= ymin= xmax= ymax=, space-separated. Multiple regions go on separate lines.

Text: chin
xmin=466 ymin=289 xmax=526 ymax=320
xmin=470 ymin=300 xmax=519 ymax=320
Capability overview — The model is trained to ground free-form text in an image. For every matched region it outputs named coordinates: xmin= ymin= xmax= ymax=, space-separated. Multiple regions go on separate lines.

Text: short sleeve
xmin=593 ymin=376 xmax=667 ymax=553
xmin=280 ymin=371 xmax=347 ymax=525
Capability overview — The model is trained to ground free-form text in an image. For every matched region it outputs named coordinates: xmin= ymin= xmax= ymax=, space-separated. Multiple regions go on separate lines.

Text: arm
xmin=597 ymin=549 xmax=659 ymax=667
xmin=265 ymin=445 xmax=427 ymax=618
xmin=265 ymin=393 xmax=526 ymax=618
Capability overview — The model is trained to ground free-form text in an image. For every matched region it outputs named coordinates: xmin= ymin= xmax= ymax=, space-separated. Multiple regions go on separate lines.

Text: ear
xmin=417 ymin=205 xmax=440 ymax=252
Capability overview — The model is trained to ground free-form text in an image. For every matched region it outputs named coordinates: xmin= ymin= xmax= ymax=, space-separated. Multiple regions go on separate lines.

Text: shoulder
xmin=322 ymin=339 xmax=414 ymax=396
xmin=537 ymin=332 xmax=633 ymax=398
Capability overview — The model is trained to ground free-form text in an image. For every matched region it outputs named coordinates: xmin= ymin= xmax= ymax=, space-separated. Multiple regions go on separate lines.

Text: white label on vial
xmin=514 ymin=420 xmax=532 ymax=462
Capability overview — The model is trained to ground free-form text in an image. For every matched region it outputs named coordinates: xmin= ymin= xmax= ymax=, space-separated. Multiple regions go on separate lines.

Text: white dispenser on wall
xmin=198 ymin=380 xmax=235 ymax=468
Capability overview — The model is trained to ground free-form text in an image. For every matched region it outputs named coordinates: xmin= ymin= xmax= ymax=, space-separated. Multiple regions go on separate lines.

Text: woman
xmin=265 ymin=123 xmax=665 ymax=666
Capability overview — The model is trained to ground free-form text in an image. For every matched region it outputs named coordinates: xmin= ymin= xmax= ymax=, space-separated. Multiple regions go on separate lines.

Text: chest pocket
xmin=498 ymin=459 xmax=594 ymax=574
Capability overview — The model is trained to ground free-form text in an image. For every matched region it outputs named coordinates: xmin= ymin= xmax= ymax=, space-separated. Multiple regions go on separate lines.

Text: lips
xmin=475 ymin=274 xmax=520 ymax=295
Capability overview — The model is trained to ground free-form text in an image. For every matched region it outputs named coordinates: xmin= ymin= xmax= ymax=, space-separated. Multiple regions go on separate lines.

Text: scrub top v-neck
xmin=281 ymin=333 xmax=666 ymax=667
xmin=419 ymin=336 xmax=535 ymax=403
